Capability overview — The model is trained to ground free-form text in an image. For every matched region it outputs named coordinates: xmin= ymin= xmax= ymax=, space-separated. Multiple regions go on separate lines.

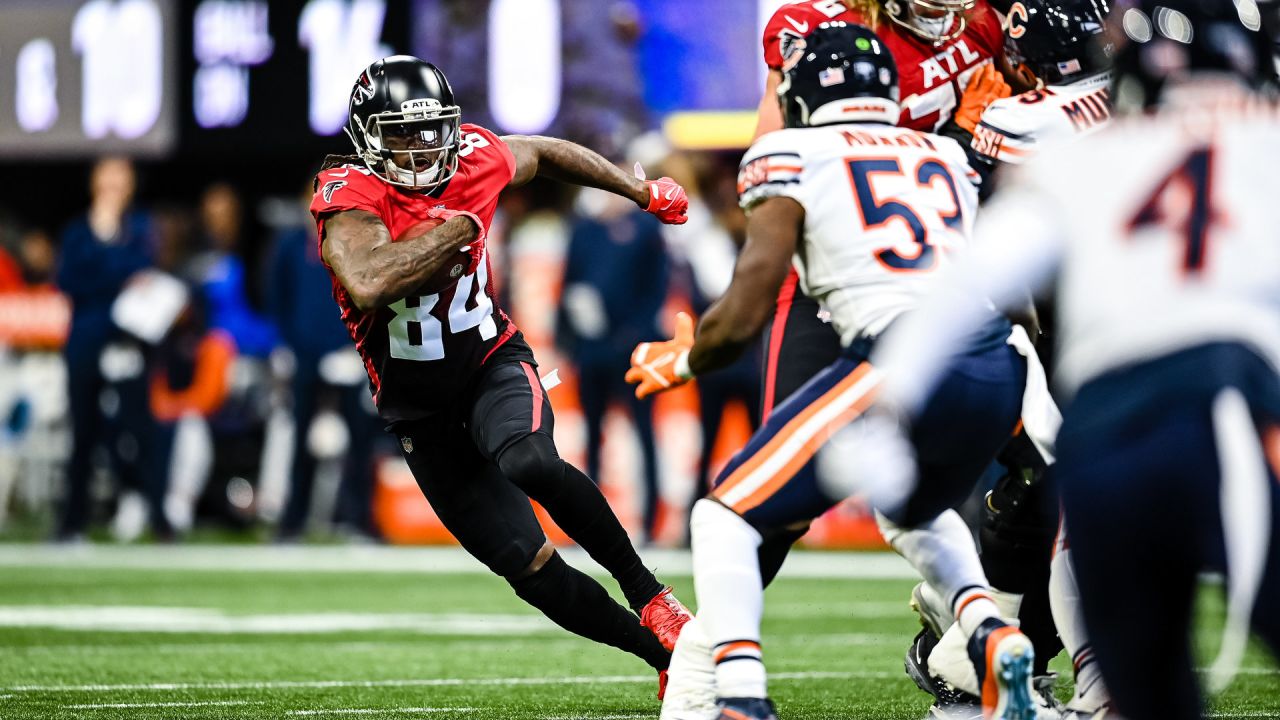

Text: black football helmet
xmin=1107 ymin=0 xmax=1278 ymax=110
xmin=345 ymin=55 xmax=461 ymax=191
xmin=1004 ymin=0 xmax=1113 ymax=84
xmin=779 ymin=22 xmax=900 ymax=128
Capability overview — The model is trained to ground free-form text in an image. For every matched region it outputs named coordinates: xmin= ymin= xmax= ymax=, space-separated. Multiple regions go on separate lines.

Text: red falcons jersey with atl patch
xmin=310 ymin=123 xmax=517 ymax=423
xmin=763 ymin=0 xmax=1005 ymax=132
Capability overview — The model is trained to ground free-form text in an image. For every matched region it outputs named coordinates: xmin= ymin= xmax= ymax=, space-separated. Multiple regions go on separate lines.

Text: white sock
xmin=660 ymin=615 xmax=718 ymax=720
xmin=954 ymin=587 xmax=1002 ymax=637
xmin=1051 ymin=520 xmax=1109 ymax=710
xmin=690 ymin=499 xmax=767 ymax=699
xmin=877 ymin=509 xmax=994 ymax=615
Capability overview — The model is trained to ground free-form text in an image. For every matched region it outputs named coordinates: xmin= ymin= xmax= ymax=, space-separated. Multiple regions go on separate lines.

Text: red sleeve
xmin=461 ymin=124 xmax=517 ymax=186
xmin=762 ymin=2 xmax=867 ymax=69
xmin=309 ymin=166 xmax=387 ymax=222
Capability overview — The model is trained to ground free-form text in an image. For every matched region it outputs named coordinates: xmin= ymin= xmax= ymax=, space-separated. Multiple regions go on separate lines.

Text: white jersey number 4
xmin=387 ymin=258 xmax=497 ymax=361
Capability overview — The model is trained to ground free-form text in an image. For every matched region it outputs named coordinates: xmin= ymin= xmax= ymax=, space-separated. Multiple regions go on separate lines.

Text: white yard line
xmin=6 ymin=670 xmax=868 ymax=694
xmin=65 ymin=701 xmax=261 ymax=709
xmin=0 ymin=544 xmax=918 ymax=580
xmin=0 ymin=606 xmax=554 ymax=636
xmin=287 ymin=709 xmax=475 ymax=716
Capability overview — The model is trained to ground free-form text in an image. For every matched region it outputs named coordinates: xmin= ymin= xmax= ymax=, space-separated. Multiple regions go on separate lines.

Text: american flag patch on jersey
xmin=1057 ymin=58 xmax=1082 ymax=75
xmin=819 ymin=66 xmax=845 ymax=87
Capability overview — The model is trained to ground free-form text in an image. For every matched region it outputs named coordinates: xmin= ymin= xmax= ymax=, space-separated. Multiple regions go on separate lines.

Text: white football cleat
xmin=660 ymin=615 xmax=719 ymax=720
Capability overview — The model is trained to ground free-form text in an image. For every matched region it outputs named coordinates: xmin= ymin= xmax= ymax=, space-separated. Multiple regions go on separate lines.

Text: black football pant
xmin=395 ymin=345 xmax=667 ymax=670
xmin=1057 ymin=343 xmax=1280 ymax=720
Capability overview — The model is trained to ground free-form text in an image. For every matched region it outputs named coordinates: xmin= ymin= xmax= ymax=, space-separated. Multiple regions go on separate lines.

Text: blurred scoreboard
xmin=0 ymin=0 xmax=179 ymax=158
xmin=0 ymin=0 xmax=789 ymax=160
xmin=0 ymin=0 xmax=411 ymax=160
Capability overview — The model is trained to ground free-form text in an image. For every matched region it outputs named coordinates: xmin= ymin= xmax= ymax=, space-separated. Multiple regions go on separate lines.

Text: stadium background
xmin=0 ymin=0 xmax=892 ymax=547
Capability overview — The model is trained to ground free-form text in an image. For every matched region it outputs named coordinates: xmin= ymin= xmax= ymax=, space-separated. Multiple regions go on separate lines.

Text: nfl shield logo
xmin=401 ymin=437 xmax=414 ymax=454
xmin=819 ymin=66 xmax=845 ymax=87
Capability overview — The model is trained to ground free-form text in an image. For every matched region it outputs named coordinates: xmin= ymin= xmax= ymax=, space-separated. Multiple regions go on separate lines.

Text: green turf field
xmin=0 ymin=546 xmax=1274 ymax=719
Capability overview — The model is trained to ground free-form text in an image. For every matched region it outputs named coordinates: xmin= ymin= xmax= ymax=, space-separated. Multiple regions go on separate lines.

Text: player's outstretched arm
xmin=625 ymin=197 xmax=799 ymax=399
xmin=321 ymin=208 xmax=481 ymax=312
xmin=503 ymin=135 xmax=688 ymax=224
xmin=688 ymin=196 xmax=802 ymax=375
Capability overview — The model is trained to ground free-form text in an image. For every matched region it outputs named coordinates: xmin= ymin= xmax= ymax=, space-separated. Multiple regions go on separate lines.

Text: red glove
xmin=635 ymin=163 xmax=689 ymax=225
xmin=626 ymin=312 xmax=696 ymax=399
xmin=426 ymin=207 xmax=486 ymax=274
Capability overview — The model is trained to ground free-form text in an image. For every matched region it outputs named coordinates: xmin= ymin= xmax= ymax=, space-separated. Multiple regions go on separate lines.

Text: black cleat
xmin=905 ymin=628 xmax=982 ymax=718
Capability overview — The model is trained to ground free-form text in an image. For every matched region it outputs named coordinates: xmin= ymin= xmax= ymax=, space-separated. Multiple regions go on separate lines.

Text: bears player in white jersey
xmin=868 ymin=2 xmax=1280 ymax=718
xmin=628 ymin=22 xmax=1044 ymax=720
xmin=903 ymin=0 xmax=1118 ymax=715
xmin=971 ymin=0 xmax=1114 ymax=166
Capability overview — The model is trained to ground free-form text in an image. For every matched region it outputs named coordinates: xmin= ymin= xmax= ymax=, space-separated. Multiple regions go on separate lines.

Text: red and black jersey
xmin=310 ymin=123 xmax=518 ymax=423
xmin=763 ymin=0 xmax=1005 ymax=132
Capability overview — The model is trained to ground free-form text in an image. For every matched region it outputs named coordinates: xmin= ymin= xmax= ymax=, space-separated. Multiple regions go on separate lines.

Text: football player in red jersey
xmin=310 ymin=56 xmax=691 ymax=694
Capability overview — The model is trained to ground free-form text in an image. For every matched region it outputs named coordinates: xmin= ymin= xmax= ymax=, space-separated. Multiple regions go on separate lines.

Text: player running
xmin=309 ymin=55 xmax=691 ymax=695
xmin=901 ymin=0 xmax=1117 ymax=716
xmin=868 ymin=1 xmax=1280 ymax=717
xmin=630 ymin=23 xmax=1041 ymax=720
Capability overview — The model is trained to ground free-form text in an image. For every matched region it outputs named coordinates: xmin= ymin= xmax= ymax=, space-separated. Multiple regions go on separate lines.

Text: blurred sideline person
xmin=674 ymin=168 xmax=761 ymax=543
xmin=270 ymin=198 xmax=380 ymax=542
xmin=869 ymin=2 xmax=1280 ymax=718
xmin=556 ymin=182 xmax=668 ymax=543
xmin=632 ymin=24 xmax=1040 ymax=719
xmin=188 ymin=182 xmax=279 ymax=526
xmin=54 ymin=157 xmax=170 ymax=541
xmin=309 ymin=56 xmax=692 ymax=694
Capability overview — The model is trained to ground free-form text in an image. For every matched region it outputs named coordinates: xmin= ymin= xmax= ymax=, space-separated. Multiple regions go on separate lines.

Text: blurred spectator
xmin=54 ymin=157 xmax=170 ymax=541
xmin=679 ymin=171 xmax=761 ymax=537
xmin=556 ymin=185 xmax=669 ymax=542
xmin=268 ymin=194 xmax=380 ymax=542
xmin=189 ymin=183 xmax=278 ymax=358
xmin=17 ymin=229 xmax=57 ymax=287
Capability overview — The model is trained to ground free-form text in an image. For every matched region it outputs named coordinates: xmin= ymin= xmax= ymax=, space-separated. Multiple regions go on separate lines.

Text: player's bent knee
xmin=690 ymin=498 xmax=763 ymax=543
xmin=496 ymin=434 xmax=563 ymax=494
xmin=514 ymin=541 xmax=556 ymax=580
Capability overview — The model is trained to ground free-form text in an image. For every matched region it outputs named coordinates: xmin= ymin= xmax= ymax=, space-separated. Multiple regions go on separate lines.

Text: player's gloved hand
xmin=626 ymin=312 xmax=695 ymax=399
xmin=427 ymin=207 xmax=487 ymax=274
xmin=954 ymin=63 xmax=1012 ymax=133
xmin=634 ymin=163 xmax=689 ymax=225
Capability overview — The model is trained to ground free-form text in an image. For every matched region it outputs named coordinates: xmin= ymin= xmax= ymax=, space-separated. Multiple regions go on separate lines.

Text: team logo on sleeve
xmin=779 ymin=29 xmax=808 ymax=71
xmin=400 ymin=436 xmax=414 ymax=454
xmin=321 ymin=180 xmax=348 ymax=203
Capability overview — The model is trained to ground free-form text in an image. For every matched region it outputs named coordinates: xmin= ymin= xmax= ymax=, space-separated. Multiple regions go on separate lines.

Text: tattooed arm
xmin=503 ymin=135 xmax=649 ymax=207
xmin=320 ymin=209 xmax=479 ymax=312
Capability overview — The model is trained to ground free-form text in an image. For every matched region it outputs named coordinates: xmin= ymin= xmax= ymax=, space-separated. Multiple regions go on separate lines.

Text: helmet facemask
xmin=883 ymin=0 xmax=976 ymax=44
xmin=349 ymin=98 xmax=461 ymax=191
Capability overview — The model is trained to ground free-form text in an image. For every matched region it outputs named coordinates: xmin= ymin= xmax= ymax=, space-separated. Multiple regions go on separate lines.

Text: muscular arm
xmin=753 ymin=70 xmax=785 ymax=141
xmin=320 ymin=209 xmax=479 ymax=312
xmin=687 ymin=197 xmax=802 ymax=375
xmin=503 ymin=135 xmax=649 ymax=207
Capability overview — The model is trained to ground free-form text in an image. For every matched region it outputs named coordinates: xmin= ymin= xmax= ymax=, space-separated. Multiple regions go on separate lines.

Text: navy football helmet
xmin=778 ymin=22 xmax=901 ymax=128
xmin=1004 ymin=0 xmax=1113 ymax=85
xmin=345 ymin=56 xmax=461 ymax=191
